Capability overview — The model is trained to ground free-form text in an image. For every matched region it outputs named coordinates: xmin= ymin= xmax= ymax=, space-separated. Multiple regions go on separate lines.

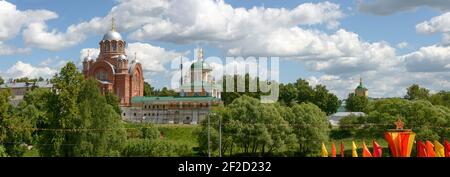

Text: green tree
xmin=199 ymin=96 xmax=297 ymax=156
xmin=74 ymin=78 xmax=126 ymax=156
xmin=0 ymin=76 xmax=4 ymax=85
xmin=141 ymin=124 xmax=160 ymax=139
xmin=405 ymin=84 xmax=430 ymax=100
xmin=105 ymin=92 xmax=121 ymax=114
xmin=37 ymin=62 xmax=126 ymax=157
xmin=0 ymin=89 xmax=34 ymax=157
xmin=0 ymin=145 xmax=7 ymax=157
xmin=279 ymin=83 xmax=298 ymax=106
xmin=144 ymin=82 xmax=154 ymax=96
xmin=287 ymin=103 xmax=330 ymax=156
xmin=37 ymin=62 xmax=83 ymax=157
xmin=429 ymin=91 xmax=450 ymax=107
xmin=345 ymin=93 xmax=369 ymax=112
xmin=312 ymin=85 xmax=340 ymax=115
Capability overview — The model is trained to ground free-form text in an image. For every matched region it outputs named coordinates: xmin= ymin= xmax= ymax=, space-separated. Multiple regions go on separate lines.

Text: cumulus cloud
xmin=357 ymin=0 xmax=450 ymax=15
xmin=2 ymin=61 xmax=57 ymax=79
xmin=402 ymin=45 xmax=450 ymax=72
xmin=0 ymin=42 xmax=31 ymax=56
xmin=0 ymin=0 xmax=57 ymax=41
xmin=128 ymin=0 xmax=344 ymax=43
xmin=126 ymin=42 xmax=185 ymax=73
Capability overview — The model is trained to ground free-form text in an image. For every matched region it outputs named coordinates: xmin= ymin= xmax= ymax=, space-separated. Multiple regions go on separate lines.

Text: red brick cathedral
xmin=82 ymin=19 xmax=144 ymax=106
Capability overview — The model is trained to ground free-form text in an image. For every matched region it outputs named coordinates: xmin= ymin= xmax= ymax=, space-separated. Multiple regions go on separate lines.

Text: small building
xmin=0 ymin=81 xmax=52 ymax=106
xmin=328 ymin=112 xmax=366 ymax=126
xmin=122 ymin=96 xmax=222 ymax=124
xmin=355 ymin=77 xmax=368 ymax=97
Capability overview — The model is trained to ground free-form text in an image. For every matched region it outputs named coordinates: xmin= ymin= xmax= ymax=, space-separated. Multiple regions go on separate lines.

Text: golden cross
xmin=395 ymin=118 xmax=404 ymax=130
xmin=111 ymin=17 xmax=116 ymax=31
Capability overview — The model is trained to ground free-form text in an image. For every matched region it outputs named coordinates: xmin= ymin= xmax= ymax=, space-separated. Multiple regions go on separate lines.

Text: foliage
xmin=105 ymin=91 xmax=121 ymax=114
xmin=0 ymin=76 xmax=4 ymax=85
xmin=405 ymin=84 xmax=430 ymax=100
xmin=141 ymin=124 xmax=160 ymax=139
xmin=345 ymin=93 xmax=369 ymax=112
xmin=121 ymin=138 xmax=190 ymax=157
xmin=0 ymin=145 xmax=7 ymax=157
xmin=287 ymin=103 xmax=330 ymax=156
xmin=279 ymin=79 xmax=340 ymax=115
xmin=429 ymin=91 xmax=450 ymax=108
xmin=144 ymin=82 xmax=154 ymax=96
xmin=197 ymin=96 xmax=300 ymax=156
xmin=36 ymin=62 xmax=126 ymax=157
xmin=0 ymin=89 xmax=34 ymax=157
xmin=339 ymin=98 xmax=450 ymax=141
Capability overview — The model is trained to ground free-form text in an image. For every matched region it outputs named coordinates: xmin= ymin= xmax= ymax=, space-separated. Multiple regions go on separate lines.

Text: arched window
xmin=119 ymin=43 xmax=123 ymax=51
xmin=106 ymin=43 xmax=110 ymax=51
xmin=112 ymin=43 xmax=117 ymax=51
xmin=95 ymin=69 xmax=108 ymax=81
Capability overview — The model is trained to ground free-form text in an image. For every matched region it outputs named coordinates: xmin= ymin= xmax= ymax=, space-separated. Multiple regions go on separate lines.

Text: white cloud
xmin=402 ymin=45 xmax=450 ymax=72
xmin=0 ymin=0 xmax=57 ymax=41
xmin=3 ymin=61 xmax=57 ymax=79
xmin=357 ymin=0 xmax=450 ymax=15
xmin=396 ymin=42 xmax=408 ymax=49
xmin=128 ymin=0 xmax=344 ymax=43
xmin=23 ymin=22 xmax=86 ymax=51
xmin=126 ymin=42 xmax=185 ymax=73
xmin=0 ymin=42 xmax=31 ymax=56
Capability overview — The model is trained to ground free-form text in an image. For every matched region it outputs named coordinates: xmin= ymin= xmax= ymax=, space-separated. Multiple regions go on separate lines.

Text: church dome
xmin=191 ymin=60 xmax=212 ymax=71
xmin=103 ymin=30 xmax=123 ymax=41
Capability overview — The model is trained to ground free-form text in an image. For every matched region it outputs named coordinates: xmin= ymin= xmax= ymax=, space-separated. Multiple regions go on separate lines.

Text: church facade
xmin=82 ymin=20 xmax=144 ymax=106
xmin=121 ymin=48 xmax=222 ymax=124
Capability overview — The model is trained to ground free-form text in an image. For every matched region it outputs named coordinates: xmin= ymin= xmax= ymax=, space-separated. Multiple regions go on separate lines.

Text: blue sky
xmin=1 ymin=0 xmax=450 ymax=98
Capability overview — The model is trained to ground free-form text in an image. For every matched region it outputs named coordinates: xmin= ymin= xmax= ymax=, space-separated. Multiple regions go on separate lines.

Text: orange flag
xmin=372 ymin=140 xmax=382 ymax=157
xmin=340 ymin=141 xmax=345 ymax=157
xmin=445 ymin=140 xmax=450 ymax=157
xmin=425 ymin=141 xmax=435 ymax=157
xmin=417 ymin=141 xmax=428 ymax=157
xmin=362 ymin=141 xmax=372 ymax=157
xmin=331 ymin=142 xmax=337 ymax=157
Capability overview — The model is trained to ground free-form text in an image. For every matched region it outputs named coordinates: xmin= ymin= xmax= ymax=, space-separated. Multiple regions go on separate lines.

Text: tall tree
xmin=105 ymin=92 xmax=121 ymax=114
xmin=0 ymin=76 xmax=4 ymax=85
xmin=75 ymin=78 xmax=126 ymax=156
xmin=144 ymin=82 xmax=154 ymax=96
xmin=279 ymin=83 xmax=298 ymax=106
xmin=345 ymin=93 xmax=369 ymax=112
xmin=37 ymin=62 xmax=84 ymax=157
xmin=287 ymin=103 xmax=330 ymax=156
xmin=405 ymin=84 xmax=430 ymax=100
xmin=37 ymin=63 xmax=127 ymax=157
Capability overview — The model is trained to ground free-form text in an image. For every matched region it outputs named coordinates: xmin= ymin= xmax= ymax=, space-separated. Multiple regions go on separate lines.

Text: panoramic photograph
xmin=0 ymin=0 xmax=450 ymax=175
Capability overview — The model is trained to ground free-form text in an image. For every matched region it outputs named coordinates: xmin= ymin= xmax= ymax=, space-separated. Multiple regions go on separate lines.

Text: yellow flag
xmin=352 ymin=141 xmax=358 ymax=157
xmin=322 ymin=142 xmax=328 ymax=157
xmin=434 ymin=140 xmax=445 ymax=157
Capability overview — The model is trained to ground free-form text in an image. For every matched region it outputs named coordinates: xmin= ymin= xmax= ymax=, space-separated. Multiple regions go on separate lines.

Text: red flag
xmin=362 ymin=141 xmax=372 ymax=157
xmin=372 ymin=140 xmax=382 ymax=157
xmin=331 ymin=142 xmax=337 ymax=157
xmin=425 ymin=141 xmax=435 ymax=157
xmin=417 ymin=141 xmax=427 ymax=157
xmin=444 ymin=140 xmax=450 ymax=157
xmin=340 ymin=141 xmax=345 ymax=157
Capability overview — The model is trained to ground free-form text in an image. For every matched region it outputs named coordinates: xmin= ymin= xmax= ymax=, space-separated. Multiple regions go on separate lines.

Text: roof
xmin=102 ymin=30 xmax=123 ymax=41
xmin=190 ymin=60 xmax=212 ymax=71
xmin=131 ymin=96 xmax=220 ymax=103
xmin=0 ymin=81 xmax=52 ymax=89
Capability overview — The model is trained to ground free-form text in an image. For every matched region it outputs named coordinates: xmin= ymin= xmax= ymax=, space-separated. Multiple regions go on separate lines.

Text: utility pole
xmin=208 ymin=112 xmax=211 ymax=157
xmin=219 ymin=114 xmax=222 ymax=157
